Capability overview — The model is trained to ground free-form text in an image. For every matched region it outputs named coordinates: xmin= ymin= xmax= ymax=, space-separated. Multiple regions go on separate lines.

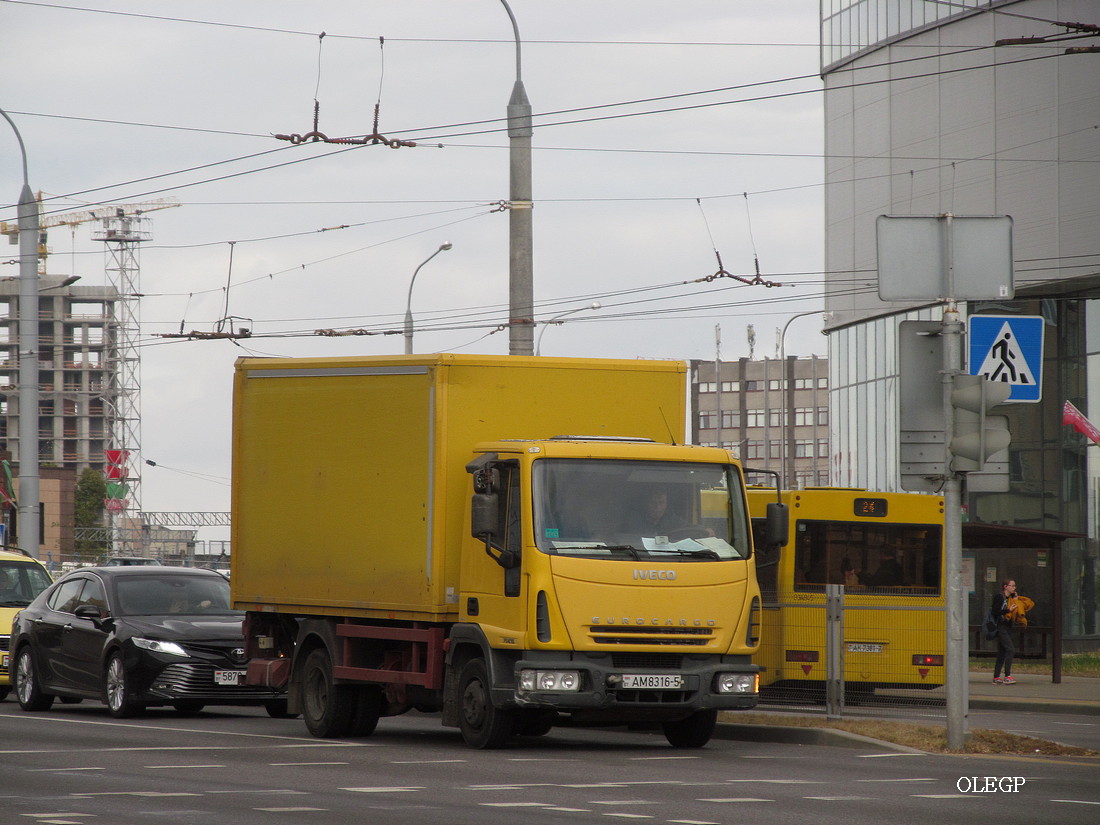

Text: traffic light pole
xmin=941 ymin=302 xmax=969 ymax=751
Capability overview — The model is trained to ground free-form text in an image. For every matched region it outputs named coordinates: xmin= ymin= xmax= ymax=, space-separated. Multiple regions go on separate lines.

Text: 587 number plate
xmin=214 ymin=669 xmax=247 ymax=686
xmin=621 ymin=674 xmax=682 ymax=689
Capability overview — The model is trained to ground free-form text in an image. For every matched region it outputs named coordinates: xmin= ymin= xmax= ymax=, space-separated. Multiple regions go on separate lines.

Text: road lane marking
xmin=341 ymin=787 xmax=425 ymax=793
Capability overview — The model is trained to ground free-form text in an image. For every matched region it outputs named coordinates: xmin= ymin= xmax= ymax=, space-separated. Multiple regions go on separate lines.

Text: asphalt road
xmin=3 ymin=701 xmax=1098 ymax=825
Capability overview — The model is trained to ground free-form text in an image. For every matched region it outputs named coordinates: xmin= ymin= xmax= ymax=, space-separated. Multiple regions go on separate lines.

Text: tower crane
xmin=1 ymin=195 xmax=179 ymax=274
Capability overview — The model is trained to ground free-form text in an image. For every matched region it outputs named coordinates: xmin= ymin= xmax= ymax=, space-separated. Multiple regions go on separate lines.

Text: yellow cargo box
xmin=231 ymin=354 xmax=687 ymax=622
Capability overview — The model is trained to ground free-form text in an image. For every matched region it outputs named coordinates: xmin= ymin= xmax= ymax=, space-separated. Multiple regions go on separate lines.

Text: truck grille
xmin=590 ymin=626 xmax=711 ymax=646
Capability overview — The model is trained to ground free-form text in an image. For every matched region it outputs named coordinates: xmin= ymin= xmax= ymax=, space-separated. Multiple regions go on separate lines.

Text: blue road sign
xmin=967 ymin=315 xmax=1044 ymax=402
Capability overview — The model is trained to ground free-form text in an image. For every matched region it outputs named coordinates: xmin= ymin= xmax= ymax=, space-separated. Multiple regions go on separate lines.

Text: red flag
xmin=1062 ymin=401 xmax=1100 ymax=446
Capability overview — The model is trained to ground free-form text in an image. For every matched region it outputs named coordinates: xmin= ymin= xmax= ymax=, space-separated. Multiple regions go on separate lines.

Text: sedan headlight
xmin=518 ymin=668 xmax=581 ymax=692
xmin=132 ymin=637 xmax=189 ymax=657
xmin=715 ymin=672 xmax=758 ymax=694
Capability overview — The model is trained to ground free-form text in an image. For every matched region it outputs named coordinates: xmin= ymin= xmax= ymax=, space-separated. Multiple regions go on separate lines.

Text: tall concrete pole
xmin=1 ymin=108 xmax=41 ymax=558
xmin=941 ymin=214 xmax=968 ymax=750
xmin=499 ymin=0 xmax=534 ymax=355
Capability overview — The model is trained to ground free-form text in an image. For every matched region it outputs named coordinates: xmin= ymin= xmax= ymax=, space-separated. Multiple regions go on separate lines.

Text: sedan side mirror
xmin=74 ymin=604 xmax=110 ymax=627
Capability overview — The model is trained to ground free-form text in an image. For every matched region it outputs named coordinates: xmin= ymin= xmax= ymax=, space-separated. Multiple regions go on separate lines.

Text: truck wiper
xmin=604 ymin=544 xmax=642 ymax=559
xmin=647 ymin=547 xmax=721 ymax=560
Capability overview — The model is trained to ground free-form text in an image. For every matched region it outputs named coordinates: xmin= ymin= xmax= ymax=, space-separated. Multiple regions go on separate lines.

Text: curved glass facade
xmin=822 ymin=0 xmax=997 ymax=68
xmin=821 ymin=0 xmax=1100 ymax=640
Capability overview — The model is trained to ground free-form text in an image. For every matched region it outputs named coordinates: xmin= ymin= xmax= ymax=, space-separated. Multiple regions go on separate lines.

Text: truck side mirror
xmin=764 ymin=502 xmax=789 ymax=548
xmin=471 ymin=492 xmax=499 ymax=541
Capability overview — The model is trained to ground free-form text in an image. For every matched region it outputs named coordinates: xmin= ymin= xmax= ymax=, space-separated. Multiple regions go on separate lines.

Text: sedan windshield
xmin=115 ymin=575 xmax=235 ymax=615
xmin=533 ymin=458 xmax=751 ymax=561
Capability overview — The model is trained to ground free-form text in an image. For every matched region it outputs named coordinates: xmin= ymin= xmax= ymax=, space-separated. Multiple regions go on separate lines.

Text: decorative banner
xmin=0 ymin=459 xmax=15 ymax=508
xmin=1062 ymin=401 xmax=1100 ymax=446
xmin=104 ymin=498 xmax=129 ymax=513
xmin=105 ymin=449 xmax=130 ymax=480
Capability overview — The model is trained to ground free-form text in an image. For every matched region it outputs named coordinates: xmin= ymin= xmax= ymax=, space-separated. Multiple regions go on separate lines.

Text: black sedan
xmin=11 ymin=566 xmax=288 ymax=718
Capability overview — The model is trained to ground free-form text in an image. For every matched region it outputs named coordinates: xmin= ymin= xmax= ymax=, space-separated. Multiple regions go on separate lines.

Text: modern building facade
xmin=691 ymin=356 xmax=829 ymax=489
xmin=821 ymin=1 xmax=1099 ymax=640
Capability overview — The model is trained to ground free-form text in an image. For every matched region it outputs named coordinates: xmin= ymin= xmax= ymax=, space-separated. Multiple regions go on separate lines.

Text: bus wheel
xmin=457 ymin=658 xmax=513 ymax=749
xmin=301 ymin=648 xmax=355 ymax=738
xmin=662 ymin=709 xmax=717 ymax=748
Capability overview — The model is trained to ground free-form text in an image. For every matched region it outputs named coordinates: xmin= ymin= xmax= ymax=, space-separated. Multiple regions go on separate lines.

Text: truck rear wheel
xmin=457 ymin=658 xmax=513 ymax=749
xmin=349 ymin=685 xmax=382 ymax=736
xmin=301 ymin=648 xmax=355 ymax=738
xmin=662 ymin=709 xmax=718 ymax=748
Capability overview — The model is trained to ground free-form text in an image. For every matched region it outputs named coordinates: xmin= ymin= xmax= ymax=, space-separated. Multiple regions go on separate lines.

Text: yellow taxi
xmin=0 ymin=548 xmax=53 ymax=701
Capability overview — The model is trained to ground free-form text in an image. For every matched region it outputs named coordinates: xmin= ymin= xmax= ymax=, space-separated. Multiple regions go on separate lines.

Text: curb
xmin=714 ymin=723 xmax=926 ymax=753
xmin=970 ymin=697 xmax=1100 ymax=716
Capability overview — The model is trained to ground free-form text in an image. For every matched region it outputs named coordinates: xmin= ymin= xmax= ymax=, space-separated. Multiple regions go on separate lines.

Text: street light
xmin=535 ymin=302 xmax=601 ymax=356
xmin=403 ymin=242 xmax=453 ymax=354
xmin=42 ymin=275 xmax=81 ymax=290
xmin=778 ymin=309 xmax=824 ymax=489
xmin=0 ymin=106 xmax=41 ymax=558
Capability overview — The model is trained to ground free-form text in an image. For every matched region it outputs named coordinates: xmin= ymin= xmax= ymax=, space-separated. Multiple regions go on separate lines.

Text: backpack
xmin=982 ymin=609 xmax=999 ymax=640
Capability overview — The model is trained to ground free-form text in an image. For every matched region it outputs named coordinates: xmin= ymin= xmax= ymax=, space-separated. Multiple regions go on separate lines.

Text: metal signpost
xmin=878 ymin=214 xmax=1018 ymax=749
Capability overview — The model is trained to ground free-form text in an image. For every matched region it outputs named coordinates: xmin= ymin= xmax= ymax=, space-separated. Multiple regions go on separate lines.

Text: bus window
xmin=792 ymin=520 xmax=942 ymax=596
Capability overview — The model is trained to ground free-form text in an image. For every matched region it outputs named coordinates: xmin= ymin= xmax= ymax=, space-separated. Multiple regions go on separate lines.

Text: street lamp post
xmin=1 ymin=107 xmax=41 ymax=558
xmin=403 ymin=242 xmax=453 ymax=354
xmin=779 ymin=309 xmax=824 ymax=490
xmin=535 ymin=302 xmax=601 ymax=356
xmin=498 ymin=0 xmax=534 ymax=356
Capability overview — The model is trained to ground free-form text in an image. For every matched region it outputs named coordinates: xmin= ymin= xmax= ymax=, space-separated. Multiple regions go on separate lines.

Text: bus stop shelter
xmin=963 ymin=521 xmax=1081 ymax=683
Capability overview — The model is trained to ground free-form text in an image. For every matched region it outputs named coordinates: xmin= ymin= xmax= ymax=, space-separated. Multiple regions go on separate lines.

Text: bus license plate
xmin=846 ymin=643 xmax=884 ymax=653
xmin=214 ymin=670 xmax=247 ymax=686
xmin=622 ymin=674 xmax=682 ymax=689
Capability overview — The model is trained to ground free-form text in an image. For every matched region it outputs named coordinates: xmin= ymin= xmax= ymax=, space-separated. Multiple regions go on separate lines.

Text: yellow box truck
xmin=232 ymin=354 xmax=768 ymax=748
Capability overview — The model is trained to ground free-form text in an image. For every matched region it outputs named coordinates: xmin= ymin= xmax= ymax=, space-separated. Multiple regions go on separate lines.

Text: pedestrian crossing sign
xmin=967 ymin=315 xmax=1044 ymax=402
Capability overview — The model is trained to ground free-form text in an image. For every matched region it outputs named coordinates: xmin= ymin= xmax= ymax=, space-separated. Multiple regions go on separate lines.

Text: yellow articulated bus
xmin=743 ymin=487 xmax=946 ymax=701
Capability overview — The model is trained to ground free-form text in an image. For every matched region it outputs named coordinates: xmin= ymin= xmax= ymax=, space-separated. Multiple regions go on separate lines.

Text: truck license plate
xmin=846 ymin=643 xmax=884 ymax=653
xmin=214 ymin=669 xmax=247 ymax=686
xmin=621 ymin=674 xmax=682 ymax=689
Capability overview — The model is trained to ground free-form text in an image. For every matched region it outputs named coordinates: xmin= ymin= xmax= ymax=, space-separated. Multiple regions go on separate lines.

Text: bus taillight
xmin=785 ymin=650 xmax=819 ymax=662
xmin=912 ymin=654 xmax=944 ymax=666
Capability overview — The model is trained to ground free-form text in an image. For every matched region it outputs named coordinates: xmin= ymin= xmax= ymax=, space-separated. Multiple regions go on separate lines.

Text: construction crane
xmin=1 ymin=195 xmax=179 ymax=274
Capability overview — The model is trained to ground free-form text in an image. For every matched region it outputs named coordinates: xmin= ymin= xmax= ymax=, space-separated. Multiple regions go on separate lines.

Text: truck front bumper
xmin=510 ymin=652 xmax=758 ymax=714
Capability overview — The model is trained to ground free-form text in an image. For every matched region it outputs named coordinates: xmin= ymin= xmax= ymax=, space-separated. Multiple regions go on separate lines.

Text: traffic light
xmin=949 ymin=374 xmax=1011 ymax=472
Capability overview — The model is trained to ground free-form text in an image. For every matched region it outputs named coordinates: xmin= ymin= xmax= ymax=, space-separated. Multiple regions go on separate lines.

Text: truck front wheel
xmin=301 ymin=648 xmax=355 ymax=738
xmin=457 ymin=658 xmax=513 ymax=749
xmin=662 ymin=709 xmax=718 ymax=748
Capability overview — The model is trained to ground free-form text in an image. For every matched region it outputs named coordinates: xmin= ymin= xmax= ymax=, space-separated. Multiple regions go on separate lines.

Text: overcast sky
xmin=1 ymin=1 xmax=826 ymax=545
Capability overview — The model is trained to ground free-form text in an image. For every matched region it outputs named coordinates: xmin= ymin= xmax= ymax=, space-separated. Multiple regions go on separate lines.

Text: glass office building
xmin=822 ymin=1 xmax=1100 ymax=640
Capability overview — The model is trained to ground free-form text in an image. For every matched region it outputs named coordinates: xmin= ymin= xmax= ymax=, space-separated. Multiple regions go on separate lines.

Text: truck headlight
xmin=715 ymin=673 xmax=758 ymax=694
xmin=519 ymin=669 xmax=581 ymax=692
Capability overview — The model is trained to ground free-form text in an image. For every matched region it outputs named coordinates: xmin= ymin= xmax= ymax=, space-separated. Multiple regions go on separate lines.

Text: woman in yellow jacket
xmin=991 ymin=579 xmax=1035 ymax=684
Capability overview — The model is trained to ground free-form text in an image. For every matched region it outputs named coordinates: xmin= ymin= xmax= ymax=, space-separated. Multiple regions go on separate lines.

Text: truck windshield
xmin=532 ymin=458 xmax=751 ymax=561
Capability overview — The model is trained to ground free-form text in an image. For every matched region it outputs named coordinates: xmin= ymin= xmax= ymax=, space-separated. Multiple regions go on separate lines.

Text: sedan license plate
xmin=846 ymin=642 xmax=884 ymax=654
xmin=621 ymin=673 xmax=682 ymax=689
xmin=214 ymin=669 xmax=247 ymax=686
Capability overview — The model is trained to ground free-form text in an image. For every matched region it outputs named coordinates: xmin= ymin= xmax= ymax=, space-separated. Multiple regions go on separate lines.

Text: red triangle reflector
xmin=801 ymin=664 xmax=813 ymax=675
xmin=918 ymin=668 xmax=929 ymax=679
